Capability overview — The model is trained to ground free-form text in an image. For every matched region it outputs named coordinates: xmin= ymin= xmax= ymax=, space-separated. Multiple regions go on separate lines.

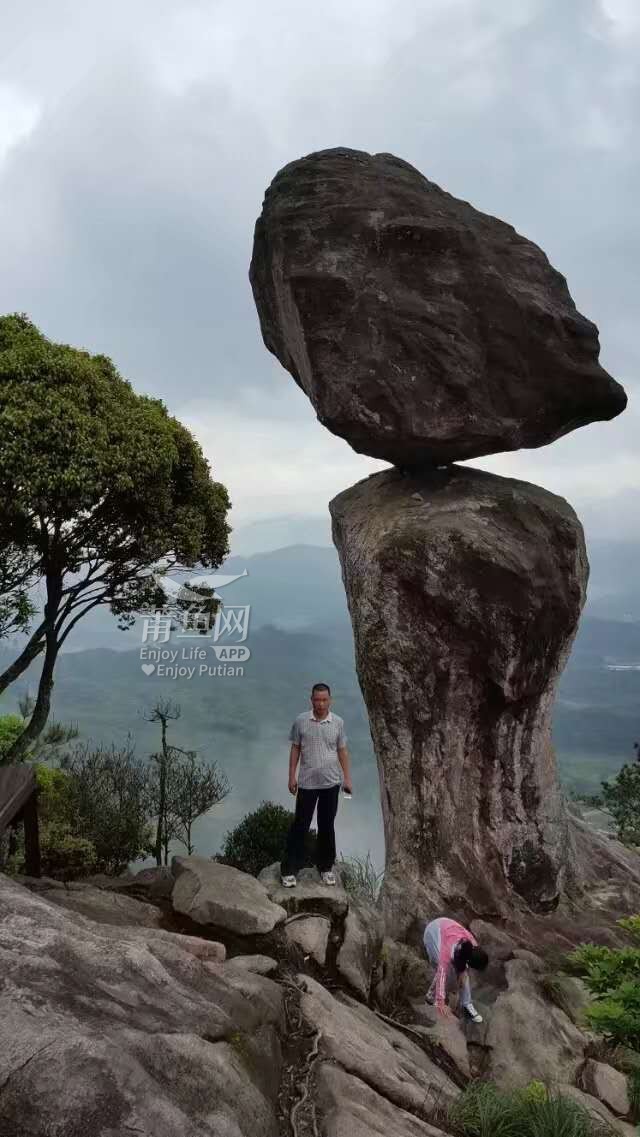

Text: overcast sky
xmin=1 ymin=0 xmax=638 ymax=549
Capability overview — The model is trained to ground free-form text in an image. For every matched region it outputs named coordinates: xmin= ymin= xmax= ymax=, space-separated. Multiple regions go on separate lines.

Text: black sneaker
xmin=463 ymin=1003 xmax=483 ymax=1024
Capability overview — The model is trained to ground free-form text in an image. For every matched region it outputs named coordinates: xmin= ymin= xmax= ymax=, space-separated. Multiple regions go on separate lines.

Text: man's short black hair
xmin=311 ymin=683 xmax=331 ymax=695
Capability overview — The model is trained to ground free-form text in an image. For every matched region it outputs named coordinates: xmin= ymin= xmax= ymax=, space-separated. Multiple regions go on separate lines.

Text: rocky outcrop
xmin=579 ymin=1060 xmax=631 ymax=1118
xmin=316 ymin=1062 xmax=450 ymax=1136
xmin=258 ymin=862 xmax=349 ymax=918
xmin=0 ymin=874 xmax=282 ymax=1137
xmin=337 ymin=900 xmax=385 ymax=999
xmin=484 ymin=956 xmax=587 ymax=1089
xmin=559 ymin=1085 xmax=637 ymax=1137
xmin=299 ymin=974 xmax=459 ymax=1116
xmin=285 ymin=914 xmax=331 ymax=965
xmin=250 ymin=147 xmax=626 ymax=467
xmin=3 ymin=868 xmax=638 ymax=1136
xmin=17 ymin=879 xmax=166 ymax=928
xmin=329 ymin=462 xmax=587 ymax=928
xmin=260 ymin=862 xmax=384 ymax=997
xmin=171 ymin=854 xmax=287 ymax=936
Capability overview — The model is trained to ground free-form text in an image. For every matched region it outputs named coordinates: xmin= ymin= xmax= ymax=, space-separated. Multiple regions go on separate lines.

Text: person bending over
xmin=423 ymin=915 xmax=488 ymax=1024
xmin=280 ymin=682 xmax=352 ymax=888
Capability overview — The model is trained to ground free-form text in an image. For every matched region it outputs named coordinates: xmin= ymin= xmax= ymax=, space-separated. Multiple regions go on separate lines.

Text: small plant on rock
xmin=448 ymin=1080 xmax=616 ymax=1137
xmin=337 ymin=851 xmax=383 ymax=904
xmin=563 ymin=919 xmax=640 ymax=1051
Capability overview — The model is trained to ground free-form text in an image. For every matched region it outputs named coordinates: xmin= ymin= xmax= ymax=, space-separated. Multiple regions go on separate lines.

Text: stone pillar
xmin=330 ymin=463 xmax=587 ymax=935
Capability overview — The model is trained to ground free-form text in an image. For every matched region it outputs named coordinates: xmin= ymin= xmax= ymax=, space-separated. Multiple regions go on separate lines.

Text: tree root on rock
xmin=276 ymin=976 xmax=323 ymax=1137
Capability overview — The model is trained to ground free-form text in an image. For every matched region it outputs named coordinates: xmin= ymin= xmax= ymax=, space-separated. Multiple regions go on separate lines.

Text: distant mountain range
xmin=1 ymin=539 xmax=638 ymax=868
xmin=24 ymin=535 xmax=640 ymax=655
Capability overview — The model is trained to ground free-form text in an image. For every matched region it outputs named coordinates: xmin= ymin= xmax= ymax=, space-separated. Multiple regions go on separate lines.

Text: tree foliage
xmin=219 ymin=800 xmax=317 ymax=877
xmin=564 ymin=916 xmax=640 ymax=1054
xmin=600 ymin=742 xmax=640 ymax=847
xmin=0 ymin=313 xmax=230 ymax=759
xmin=145 ymin=699 xmax=230 ymax=864
xmin=0 ymin=697 xmax=79 ymax=767
xmin=59 ymin=740 xmax=155 ymax=874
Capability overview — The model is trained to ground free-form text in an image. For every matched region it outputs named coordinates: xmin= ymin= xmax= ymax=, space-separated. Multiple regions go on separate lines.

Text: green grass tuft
xmin=448 ymin=1081 xmax=617 ymax=1137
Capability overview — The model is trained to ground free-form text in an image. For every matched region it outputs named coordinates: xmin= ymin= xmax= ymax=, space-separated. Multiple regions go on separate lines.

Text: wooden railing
xmin=0 ymin=766 xmax=41 ymax=876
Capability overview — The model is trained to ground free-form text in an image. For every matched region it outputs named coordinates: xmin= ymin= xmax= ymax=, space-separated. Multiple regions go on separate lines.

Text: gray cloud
xmin=0 ymin=0 xmax=637 ymax=539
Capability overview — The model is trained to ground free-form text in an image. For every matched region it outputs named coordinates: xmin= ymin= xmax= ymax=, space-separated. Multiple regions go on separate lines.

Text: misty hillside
xmin=27 ymin=536 xmax=640 ymax=655
xmin=1 ymin=538 xmax=638 ymax=867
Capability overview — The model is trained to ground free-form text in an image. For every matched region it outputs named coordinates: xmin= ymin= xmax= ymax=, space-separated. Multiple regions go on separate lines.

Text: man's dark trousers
xmin=281 ymin=784 xmax=341 ymax=875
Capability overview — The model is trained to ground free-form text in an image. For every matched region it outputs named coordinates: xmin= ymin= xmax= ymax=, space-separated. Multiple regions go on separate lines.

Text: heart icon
xmin=141 ymin=663 xmax=155 ymax=676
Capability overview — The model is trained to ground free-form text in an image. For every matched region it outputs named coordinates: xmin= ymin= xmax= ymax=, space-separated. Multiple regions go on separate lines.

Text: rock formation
xmin=250 ymin=147 xmax=626 ymax=467
xmin=329 ymin=462 xmax=587 ymax=928
xmin=3 ymin=863 xmax=639 ymax=1136
xmin=250 ymin=146 xmax=631 ymax=931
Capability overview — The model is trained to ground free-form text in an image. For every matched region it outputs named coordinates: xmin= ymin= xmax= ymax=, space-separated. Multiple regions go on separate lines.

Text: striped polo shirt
xmin=289 ymin=710 xmax=347 ymax=789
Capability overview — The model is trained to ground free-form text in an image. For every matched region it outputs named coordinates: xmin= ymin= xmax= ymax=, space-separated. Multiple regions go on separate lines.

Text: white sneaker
xmin=281 ymin=874 xmax=297 ymax=888
xmin=463 ymin=1004 xmax=483 ymax=1024
xmin=320 ymin=871 xmax=336 ymax=886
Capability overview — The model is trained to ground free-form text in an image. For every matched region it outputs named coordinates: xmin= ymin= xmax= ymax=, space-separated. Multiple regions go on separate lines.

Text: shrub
xmin=38 ymin=824 xmax=98 ymax=881
xmin=562 ymin=916 xmax=640 ymax=1060
xmin=586 ymin=982 xmax=640 ymax=1050
xmin=599 ymin=743 xmax=640 ymax=847
xmin=60 ymin=742 xmax=155 ymax=874
xmin=3 ymin=765 xmax=98 ymax=880
xmin=448 ymin=1080 xmax=615 ymax=1137
xmin=618 ymin=915 xmax=640 ymax=945
xmin=219 ymin=801 xmax=317 ymax=877
xmin=0 ymin=714 xmax=27 ymax=761
xmin=563 ymin=943 xmax=640 ymax=995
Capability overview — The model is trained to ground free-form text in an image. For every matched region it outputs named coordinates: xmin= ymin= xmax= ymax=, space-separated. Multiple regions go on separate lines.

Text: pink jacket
xmin=434 ymin=918 xmax=477 ymax=1007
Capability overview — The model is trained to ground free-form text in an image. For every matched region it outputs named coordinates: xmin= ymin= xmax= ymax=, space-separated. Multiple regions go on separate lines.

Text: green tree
xmin=59 ymin=739 xmax=154 ymax=874
xmin=0 ymin=313 xmax=230 ymax=760
xmin=219 ymin=800 xmax=317 ymax=877
xmin=145 ymin=699 xmax=230 ymax=863
xmin=0 ymin=543 xmax=37 ymax=640
xmin=167 ymin=748 xmax=229 ymax=857
xmin=0 ymin=695 xmax=79 ymax=768
xmin=145 ymin=700 xmax=182 ymax=866
xmin=1 ymin=763 xmax=98 ymax=880
xmin=600 ymin=742 xmax=640 ymax=847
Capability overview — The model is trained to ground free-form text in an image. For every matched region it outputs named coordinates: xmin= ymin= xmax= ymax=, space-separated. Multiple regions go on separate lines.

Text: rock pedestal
xmin=329 ymin=463 xmax=588 ymax=931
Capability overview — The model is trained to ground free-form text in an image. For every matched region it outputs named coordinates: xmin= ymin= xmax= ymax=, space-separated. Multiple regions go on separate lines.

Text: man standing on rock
xmin=280 ymin=683 xmax=352 ymax=888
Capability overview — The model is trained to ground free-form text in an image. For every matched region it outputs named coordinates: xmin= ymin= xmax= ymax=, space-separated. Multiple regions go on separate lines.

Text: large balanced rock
xmin=329 ymin=463 xmax=587 ymax=930
xmin=0 ymin=874 xmax=282 ymax=1137
xmin=172 ymin=855 xmax=287 ymax=936
xmin=250 ymin=147 xmax=626 ymax=467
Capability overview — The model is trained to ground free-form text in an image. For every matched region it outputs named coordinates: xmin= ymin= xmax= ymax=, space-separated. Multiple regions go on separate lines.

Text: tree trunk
xmin=5 ymin=575 xmax=62 ymax=763
xmin=0 ymin=623 xmax=46 ymax=696
xmin=154 ymin=717 xmax=168 ymax=867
